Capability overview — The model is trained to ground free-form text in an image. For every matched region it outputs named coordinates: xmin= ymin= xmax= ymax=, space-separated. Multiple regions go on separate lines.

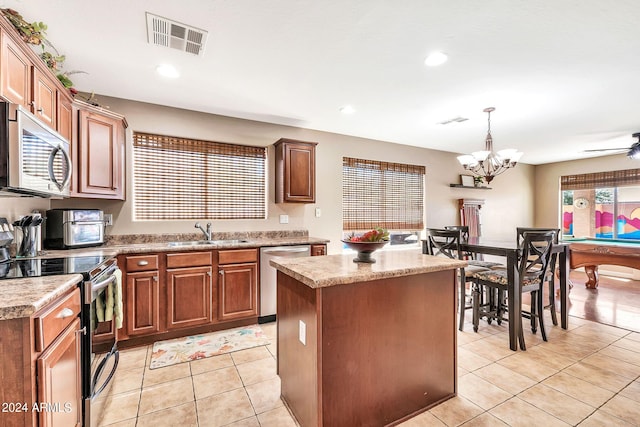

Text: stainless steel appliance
xmin=0 ymin=102 xmax=72 ymax=197
xmin=45 ymin=209 xmax=106 ymax=249
xmin=0 ymin=254 xmax=120 ymax=427
xmin=259 ymin=245 xmax=311 ymax=322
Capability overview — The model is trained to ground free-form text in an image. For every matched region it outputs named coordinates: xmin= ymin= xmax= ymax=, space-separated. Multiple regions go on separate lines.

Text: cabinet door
xmin=32 ymin=68 xmax=57 ymax=129
xmin=77 ymin=109 xmax=124 ymax=199
xmin=218 ymin=262 xmax=258 ymax=321
xmin=126 ymin=270 xmax=161 ymax=337
xmin=57 ymin=92 xmax=73 ymax=142
xmin=36 ymin=317 xmax=83 ymax=427
xmin=166 ymin=266 xmax=212 ymax=330
xmin=286 ymin=143 xmax=315 ymax=202
xmin=0 ymin=29 xmax=31 ymax=107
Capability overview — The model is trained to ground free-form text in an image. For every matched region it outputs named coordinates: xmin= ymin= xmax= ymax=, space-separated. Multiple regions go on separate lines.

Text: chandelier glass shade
xmin=456 ymin=107 xmax=523 ymax=184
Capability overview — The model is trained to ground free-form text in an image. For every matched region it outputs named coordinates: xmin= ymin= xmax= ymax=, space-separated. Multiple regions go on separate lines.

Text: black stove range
xmin=0 ymin=255 xmax=112 ymax=280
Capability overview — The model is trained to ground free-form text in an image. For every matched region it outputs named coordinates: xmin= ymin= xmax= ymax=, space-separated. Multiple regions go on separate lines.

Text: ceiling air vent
xmin=146 ymin=12 xmax=208 ymax=56
xmin=437 ymin=116 xmax=469 ymax=125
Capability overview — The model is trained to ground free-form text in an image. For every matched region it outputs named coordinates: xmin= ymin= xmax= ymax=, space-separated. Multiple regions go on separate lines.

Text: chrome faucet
xmin=195 ymin=222 xmax=212 ymax=240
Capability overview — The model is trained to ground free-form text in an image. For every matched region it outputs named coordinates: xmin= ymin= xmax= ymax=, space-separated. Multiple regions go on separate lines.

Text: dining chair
xmin=516 ymin=227 xmax=560 ymax=327
xmin=425 ymin=228 xmax=491 ymax=331
xmin=470 ymin=230 xmax=555 ymax=350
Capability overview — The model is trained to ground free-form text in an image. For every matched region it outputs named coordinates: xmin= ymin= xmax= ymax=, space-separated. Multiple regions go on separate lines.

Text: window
xmin=561 ymin=169 xmax=640 ymax=240
xmin=342 ymin=157 xmax=425 ymax=245
xmin=133 ymin=132 xmax=266 ymax=220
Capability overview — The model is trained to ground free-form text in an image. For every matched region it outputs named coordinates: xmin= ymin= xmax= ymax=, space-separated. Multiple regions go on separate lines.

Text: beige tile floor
xmin=98 ymin=313 xmax=640 ymax=427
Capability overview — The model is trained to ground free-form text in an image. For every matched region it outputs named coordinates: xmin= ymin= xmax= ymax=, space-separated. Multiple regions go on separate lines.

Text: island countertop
xmin=270 ymin=249 xmax=466 ymax=288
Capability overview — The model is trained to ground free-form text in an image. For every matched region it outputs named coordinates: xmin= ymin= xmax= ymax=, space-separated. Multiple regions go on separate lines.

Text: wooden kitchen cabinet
xmin=74 ymin=100 xmax=127 ymax=200
xmin=122 ymin=254 xmax=161 ymax=338
xmin=0 ymin=26 xmax=31 ymax=107
xmin=166 ymin=251 xmax=213 ymax=330
xmin=0 ymin=284 xmax=82 ymax=427
xmin=0 ymin=19 xmax=75 ymax=137
xmin=311 ymin=244 xmax=326 ymax=256
xmin=274 ymin=138 xmax=317 ymax=203
xmin=218 ymin=249 xmax=259 ymax=321
xmin=36 ymin=317 xmax=83 ymax=427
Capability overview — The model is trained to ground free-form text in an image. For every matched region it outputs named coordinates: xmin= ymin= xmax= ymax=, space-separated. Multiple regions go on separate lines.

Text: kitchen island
xmin=270 ymin=249 xmax=466 ymax=427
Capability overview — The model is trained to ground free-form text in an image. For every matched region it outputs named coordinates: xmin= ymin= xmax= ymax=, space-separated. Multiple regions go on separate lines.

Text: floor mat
xmin=149 ymin=324 xmax=270 ymax=369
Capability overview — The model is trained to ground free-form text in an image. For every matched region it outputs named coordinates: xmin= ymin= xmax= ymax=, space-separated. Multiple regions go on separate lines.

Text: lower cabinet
xmin=166 ymin=251 xmax=213 ymax=330
xmin=36 ymin=317 xmax=83 ymax=427
xmin=119 ymin=249 xmax=259 ymax=344
xmin=0 ymin=284 xmax=83 ymax=427
xmin=125 ymin=270 xmax=161 ymax=337
xmin=218 ymin=249 xmax=259 ymax=321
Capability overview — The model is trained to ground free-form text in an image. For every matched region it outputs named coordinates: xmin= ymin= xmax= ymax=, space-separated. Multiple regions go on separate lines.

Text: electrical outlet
xmin=279 ymin=214 xmax=289 ymax=224
xmin=315 ymin=208 xmax=321 ymax=217
xmin=299 ymin=320 xmax=306 ymax=345
xmin=104 ymin=214 xmax=113 ymax=226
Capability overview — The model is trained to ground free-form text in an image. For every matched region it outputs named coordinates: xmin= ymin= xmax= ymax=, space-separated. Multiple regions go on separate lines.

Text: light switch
xmin=315 ymin=208 xmax=321 ymax=217
xmin=299 ymin=320 xmax=306 ymax=345
xmin=280 ymin=214 xmax=289 ymax=224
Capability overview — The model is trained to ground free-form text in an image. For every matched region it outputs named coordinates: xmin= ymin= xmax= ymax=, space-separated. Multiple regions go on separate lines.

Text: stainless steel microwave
xmin=0 ymin=102 xmax=71 ymax=197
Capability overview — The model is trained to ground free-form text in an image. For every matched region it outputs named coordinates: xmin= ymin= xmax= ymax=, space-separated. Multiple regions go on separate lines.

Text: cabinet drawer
xmin=126 ymin=255 xmax=159 ymax=272
xmin=167 ymin=251 xmax=212 ymax=268
xmin=34 ymin=287 xmax=81 ymax=352
xmin=218 ymin=249 xmax=258 ymax=264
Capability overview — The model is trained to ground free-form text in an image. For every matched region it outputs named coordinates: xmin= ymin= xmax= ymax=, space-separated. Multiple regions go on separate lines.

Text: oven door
xmin=84 ymin=261 xmax=120 ymax=427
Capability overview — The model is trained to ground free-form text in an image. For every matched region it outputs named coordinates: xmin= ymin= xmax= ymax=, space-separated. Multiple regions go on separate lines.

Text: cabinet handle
xmin=29 ymin=101 xmax=35 ymax=107
xmin=37 ymin=108 xmax=43 ymax=113
xmin=58 ymin=308 xmax=75 ymax=318
xmin=76 ymin=326 xmax=87 ymax=336
xmin=138 ymin=260 xmax=149 ymax=266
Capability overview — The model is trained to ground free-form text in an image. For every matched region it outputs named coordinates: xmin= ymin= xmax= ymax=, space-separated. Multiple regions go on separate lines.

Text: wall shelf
xmin=449 ymin=184 xmax=492 ymax=190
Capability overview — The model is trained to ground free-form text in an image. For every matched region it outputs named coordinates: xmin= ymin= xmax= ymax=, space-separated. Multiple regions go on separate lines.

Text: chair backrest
xmin=516 ymin=227 xmax=559 ymax=246
xmin=444 ymin=225 xmax=470 ymax=241
xmin=426 ymin=228 xmax=463 ymax=260
xmin=519 ymin=231 xmax=555 ymax=283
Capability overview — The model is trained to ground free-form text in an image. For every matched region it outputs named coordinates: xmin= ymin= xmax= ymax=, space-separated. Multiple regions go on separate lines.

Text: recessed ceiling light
xmin=156 ymin=64 xmax=180 ymax=78
xmin=340 ymin=105 xmax=355 ymax=114
xmin=424 ymin=51 xmax=448 ymax=67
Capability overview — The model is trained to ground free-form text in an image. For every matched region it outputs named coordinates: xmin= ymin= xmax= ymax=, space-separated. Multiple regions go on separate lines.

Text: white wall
xmin=4 ymin=95 xmax=536 ymax=254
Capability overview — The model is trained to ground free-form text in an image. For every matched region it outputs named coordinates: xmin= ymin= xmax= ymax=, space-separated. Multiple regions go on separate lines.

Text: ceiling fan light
xmin=628 ymin=144 xmax=640 ymax=159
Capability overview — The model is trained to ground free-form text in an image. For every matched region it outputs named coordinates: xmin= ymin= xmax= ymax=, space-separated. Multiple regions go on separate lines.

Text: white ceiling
xmin=4 ymin=0 xmax=640 ymax=165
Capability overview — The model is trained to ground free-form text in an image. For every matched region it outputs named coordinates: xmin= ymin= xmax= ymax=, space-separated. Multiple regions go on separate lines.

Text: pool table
xmin=564 ymin=238 xmax=640 ymax=289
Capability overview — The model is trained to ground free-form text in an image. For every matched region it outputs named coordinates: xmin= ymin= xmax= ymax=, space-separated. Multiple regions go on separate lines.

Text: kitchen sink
xmin=167 ymin=239 xmax=250 ymax=247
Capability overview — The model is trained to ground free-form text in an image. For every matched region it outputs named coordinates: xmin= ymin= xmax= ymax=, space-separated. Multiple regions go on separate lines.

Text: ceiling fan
xmin=583 ymin=133 xmax=640 ymax=159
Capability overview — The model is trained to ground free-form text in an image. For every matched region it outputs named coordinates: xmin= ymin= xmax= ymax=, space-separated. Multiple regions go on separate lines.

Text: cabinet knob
xmin=153 ymin=276 xmax=158 ymax=282
xmin=138 ymin=260 xmax=149 ymax=266
xmin=219 ymin=270 xmax=224 ymax=275
xmin=58 ymin=308 xmax=75 ymax=319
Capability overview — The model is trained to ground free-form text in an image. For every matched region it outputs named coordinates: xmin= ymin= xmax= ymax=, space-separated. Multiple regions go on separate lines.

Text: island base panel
xmin=277 ymin=269 xmax=457 ymax=427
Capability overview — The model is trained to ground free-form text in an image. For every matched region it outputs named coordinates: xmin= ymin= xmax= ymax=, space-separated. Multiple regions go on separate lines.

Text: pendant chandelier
xmin=456 ymin=107 xmax=523 ymax=184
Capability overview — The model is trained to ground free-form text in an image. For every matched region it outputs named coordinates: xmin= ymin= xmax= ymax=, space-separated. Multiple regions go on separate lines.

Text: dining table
xmin=459 ymin=237 xmax=570 ymax=351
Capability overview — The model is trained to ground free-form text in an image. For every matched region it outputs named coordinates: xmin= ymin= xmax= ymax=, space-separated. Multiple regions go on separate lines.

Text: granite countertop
xmin=36 ymin=235 xmax=330 ymax=258
xmin=0 ymin=274 xmax=83 ymax=321
xmin=270 ymin=249 xmax=467 ymax=288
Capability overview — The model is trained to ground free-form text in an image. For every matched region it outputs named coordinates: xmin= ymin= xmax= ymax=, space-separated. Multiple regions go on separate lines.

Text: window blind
xmin=342 ymin=157 xmax=425 ymax=230
xmin=560 ymin=168 xmax=640 ymax=190
xmin=133 ymin=132 xmax=266 ymax=220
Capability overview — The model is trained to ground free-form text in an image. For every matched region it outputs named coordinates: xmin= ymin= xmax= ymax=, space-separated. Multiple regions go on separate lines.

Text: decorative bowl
xmin=341 ymin=240 xmax=389 ymax=263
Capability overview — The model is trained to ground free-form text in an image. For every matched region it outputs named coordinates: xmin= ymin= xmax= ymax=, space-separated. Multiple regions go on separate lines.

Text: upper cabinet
xmin=72 ymin=100 xmax=127 ymax=200
xmin=274 ymin=138 xmax=317 ymax=203
xmin=0 ymin=19 xmax=74 ymax=136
